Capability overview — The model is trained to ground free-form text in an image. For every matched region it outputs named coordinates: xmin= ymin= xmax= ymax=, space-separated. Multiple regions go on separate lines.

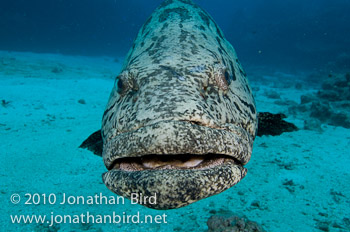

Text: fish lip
xmin=109 ymin=153 xmax=242 ymax=172
xmin=103 ymin=120 xmax=253 ymax=170
xmin=102 ymin=160 xmax=247 ymax=210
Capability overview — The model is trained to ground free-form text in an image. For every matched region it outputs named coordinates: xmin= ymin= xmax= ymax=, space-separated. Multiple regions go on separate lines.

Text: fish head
xmin=101 ymin=0 xmax=257 ymax=210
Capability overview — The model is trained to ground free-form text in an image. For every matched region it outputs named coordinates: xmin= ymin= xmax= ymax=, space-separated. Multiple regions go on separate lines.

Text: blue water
xmin=1 ymin=0 xmax=350 ymax=231
xmin=1 ymin=0 xmax=350 ymax=71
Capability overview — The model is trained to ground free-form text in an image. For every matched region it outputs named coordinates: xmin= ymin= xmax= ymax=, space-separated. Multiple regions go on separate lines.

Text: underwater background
xmin=2 ymin=0 xmax=350 ymax=71
xmin=1 ymin=0 xmax=349 ymax=231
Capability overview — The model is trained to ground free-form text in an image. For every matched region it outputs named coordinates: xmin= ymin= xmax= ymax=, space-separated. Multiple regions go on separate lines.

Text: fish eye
xmin=117 ymin=78 xmax=123 ymax=90
xmin=115 ymin=77 xmax=126 ymax=94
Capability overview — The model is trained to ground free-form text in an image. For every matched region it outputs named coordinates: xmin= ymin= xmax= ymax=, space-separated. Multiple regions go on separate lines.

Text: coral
xmin=207 ymin=215 xmax=266 ymax=232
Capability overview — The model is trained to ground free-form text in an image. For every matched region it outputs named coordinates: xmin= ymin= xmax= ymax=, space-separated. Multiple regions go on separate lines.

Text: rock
xmin=288 ymin=104 xmax=309 ymax=115
xmin=304 ymin=118 xmax=323 ymax=132
xmin=308 ymin=102 xmax=350 ymax=128
xmin=318 ymin=73 xmax=350 ymax=101
xmin=317 ymin=89 xmax=341 ymax=101
xmin=295 ymin=82 xmax=303 ymax=89
xmin=288 ymin=72 xmax=350 ymax=129
xmin=207 ymin=215 xmax=266 ymax=232
xmin=274 ymin=99 xmax=297 ymax=106
xmin=310 ymin=102 xmax=332 ymax=122
xmin=264 ymin=89 xmax=281 ymax=99
xmin=1 ymin=99 xmax=11 ymax=107
xmin=300 ymin=94 xmax=317 ymax=104
xmin=51 ymin=66 xmax=63 ymax=74
xmin=330 ymin=112 xmax=350 ymax=128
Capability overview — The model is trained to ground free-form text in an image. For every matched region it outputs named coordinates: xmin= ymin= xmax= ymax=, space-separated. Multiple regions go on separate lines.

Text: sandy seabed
xmin=0 ymin=50 xmax=349 ymax=232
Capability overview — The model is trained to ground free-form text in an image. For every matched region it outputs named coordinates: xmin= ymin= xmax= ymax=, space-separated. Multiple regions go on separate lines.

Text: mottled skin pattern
xmin=101 ymin=0 xmax=257 ymax=209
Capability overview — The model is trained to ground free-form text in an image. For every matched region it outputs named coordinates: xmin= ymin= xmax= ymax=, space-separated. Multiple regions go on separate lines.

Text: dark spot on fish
xmin=145 ymin=43 xmax=155 ymax=54
xmin=102 ymin=101 xmax=117 ymax=119
xmin=199 ymin=25 xmax=206 ymax=31
xmin=239 ymin=68 xmax=247 ymax=77
xmin=215 ymin=23 xmax=224 ymax=40
xmin=159 ymin=35 xmax=167 ymax=42
xmin=142 ymin=16 xmax=152 ymax=34
xmin=234 ymin=101 xmax=243 ymax=114
xmin=149 ymin=47 xmax=159 ymax=56
xmin=222 ymin=58 xmax=227 ymax=67
xmin=237 ymin=95 xmax=256 ymax=115
xmin=189 ymin=40 xmax=199 ymax=55
xmin=152 ymin=57 xmax=161 ymax=64
xmin=178 ymin=0 xmax=194 ymax=5
xmin=149 ymin=69 xmax=164 ymax=77
xmin=179 ymin=23 xmax=183 ymax=28
xmin=218 ymin=48 xmax=223 ymax=55
xmin=181 ymin=52 xmax=191 ymax=58
xmin=128 ymin=54 xmax=141 ymax=66
xmin=201 ymin=33 xmax=207 ymax=40
xmin=224 ymin=70 xmax=231 ymax=85
xmin=160 ymin=65 xmax=184 ymax=79
xmin=246 ymin=85 xmax=252 ymax=94
xmin=156 ymin=35 xmax=167 ymax=47
xmin=159 ymin=7 xmax=191 ymax=23
xmin=216 ymin=37 xmax=228 ymax=56
xmin=229 ymin=61 xmax=237 ymax=81
xmin=206 ymin=49 xmax=219 ymax=60
xmin=108 ymin=112 xmax=114 ymax=122
xmin=161 ymin=22 xmax=169 ymax=31
xmin=179 ymin=29 xmax=189 ymax=42
xmin=148 ymin=35 xmax=166 ymax=57
xmin=217 ymin=97 xmax=221 ymax=104
xmin=249 ymin=104 xmax=256 ymax=114
xmin=143 ymin=31 xmax=150 ymax=39
xmin=199 ymin=12 xmax=210 ymax=27
xmin=159 ymin=0 xmax=174 ymax=8
xmin=141 ymin=42 xmax=145 ymax=47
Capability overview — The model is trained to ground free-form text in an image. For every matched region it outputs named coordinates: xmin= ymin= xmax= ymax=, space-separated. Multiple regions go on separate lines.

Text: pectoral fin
xmin=257 ymin=112 xmax=298 ymax=136
xmin=79 ymin=130 xmax=103 ymax=156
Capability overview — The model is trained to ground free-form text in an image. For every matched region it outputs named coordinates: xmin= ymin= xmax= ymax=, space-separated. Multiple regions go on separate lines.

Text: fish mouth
xmin=102 ymin=120 xmax=253 ymax=210
xmin=110 ymin=153 xmax=240 ymax=171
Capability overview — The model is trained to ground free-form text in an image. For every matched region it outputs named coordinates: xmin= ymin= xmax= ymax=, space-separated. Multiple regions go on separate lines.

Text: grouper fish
xmin=81 ymin=0 xmax=258 ymax=210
